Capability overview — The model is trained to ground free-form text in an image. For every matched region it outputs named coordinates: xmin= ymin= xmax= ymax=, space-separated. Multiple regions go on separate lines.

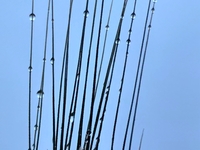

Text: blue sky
xmin=0 ymin=0 xmax=200 ymax=150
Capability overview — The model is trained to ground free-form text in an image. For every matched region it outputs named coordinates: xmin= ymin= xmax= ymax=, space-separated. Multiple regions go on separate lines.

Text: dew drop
xmin=70 ymin=115 xmax=74 ymax=123
xmin=83 ymin=10 xmax=89 ymax=17
xmin=28 ymin=66 xmax=33 ymax=72
xmin=29 ymin=13 xmax=36 ymax=21
xmin=115 ymin=38 xmax=120 ymax=45
xmin=105 ymin=25 xmax=109 ymax=30
xmin=37 ymin=90 xmax=44 ymax=99
xmin=70 ymin=112 xmax=74 ymax=123
xmin=126 ymin=39 xmax=131 ymax=45
xmin=131 ymin=12 xmax=136 ymax=19
xmin=50 ymin=58 xmax=55 ymax=65
xmin=34 ymin=124 xmax=38 ymax=130
xmin=148 ymin=25 xmax=152 ymax=28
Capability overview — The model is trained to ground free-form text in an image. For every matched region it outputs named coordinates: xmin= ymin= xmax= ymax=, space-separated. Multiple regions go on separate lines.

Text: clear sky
xmin=0 ymin=0 xmax=200 ymax=150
